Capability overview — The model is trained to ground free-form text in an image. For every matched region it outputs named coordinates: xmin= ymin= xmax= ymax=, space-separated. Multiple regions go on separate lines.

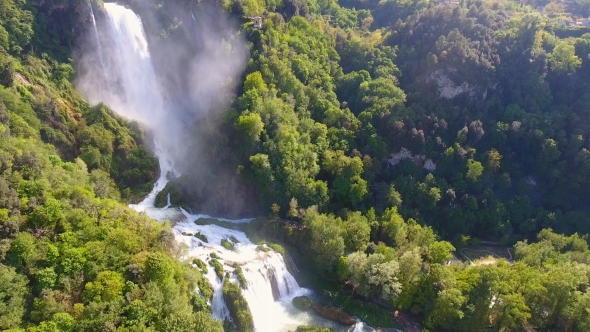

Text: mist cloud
xmin=74 ymin=0 xmax=248 ymax=175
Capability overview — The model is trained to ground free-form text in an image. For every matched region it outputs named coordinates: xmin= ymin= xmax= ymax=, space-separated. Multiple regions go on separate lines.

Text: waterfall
xmin=96 ymin=3 xmax=178 ymax=211
xmin=173 ymin=217 xmax=327 ymax=332
xmin=89 ymin=4 xmax=108 ymax=91
xmin=82 ymin=4 xmax=376 ymax=331
xmin=165 ymin=192 xmax=171 ymax=208
xmin=102 ymin=3 xmax=166 ymax=126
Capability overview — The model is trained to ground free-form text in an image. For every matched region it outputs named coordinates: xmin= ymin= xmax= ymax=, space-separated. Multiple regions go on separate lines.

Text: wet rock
xmin=268 ymin=268 xmax=281 ymax=301
xmin=311 ymin=304 xmax=356 ymax=326
xmin=292 ymin=296 xmax=313 ymax=311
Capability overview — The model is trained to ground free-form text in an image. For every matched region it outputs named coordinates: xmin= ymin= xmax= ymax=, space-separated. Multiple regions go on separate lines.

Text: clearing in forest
xmin=459 ymin=246 xmax=514 ymax=265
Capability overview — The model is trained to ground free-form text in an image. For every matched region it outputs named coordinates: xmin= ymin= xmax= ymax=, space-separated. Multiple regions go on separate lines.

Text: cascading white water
xmin=102 ymin=3 xmax=164 ymax=124
xmin=83 ymin=4 xmax=378 ymax=331
xmin=165 ymin=193 xmax=171 ymax=208
xmin=172 ymin=211 xmax=355 ymax=332
xmin=92 ymin=3 xmax=179 ymax=212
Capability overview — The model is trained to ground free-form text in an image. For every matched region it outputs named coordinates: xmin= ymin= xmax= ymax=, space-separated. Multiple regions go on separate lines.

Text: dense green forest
xmin=1 ymin=0 xmax=590 ymax=331
xmin=0 ymin=1 xmax=221 ymax=331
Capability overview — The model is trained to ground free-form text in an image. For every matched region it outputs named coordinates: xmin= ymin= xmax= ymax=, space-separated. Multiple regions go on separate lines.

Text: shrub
xmin=221 ymin=238 xmax=235 ymax=251
xmin=296 ymin=326 xmax=335 ymax=332
xmin=194 ymin=232 xmax=208 ymax=243
xmin=234 ymin=266 xmax=247 ymax=289
xmin=192 ymin=258 xmax=208 ymax=274
xmin=292 ymin=296 xmax=313 ymax=311
xmin=255 ymin=245 xmax=270 ymax=252
xmin=222 ymin=279 xmax=254 ymax=332
xmin=208 ymin=258 xmax=224 ymax=280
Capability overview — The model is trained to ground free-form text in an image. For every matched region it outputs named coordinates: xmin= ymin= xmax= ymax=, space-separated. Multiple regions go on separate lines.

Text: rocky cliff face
xmin=425 ymin=68 xmax=493 ymax=101
xmin=427 ymin=69 xmax=474 ymax=99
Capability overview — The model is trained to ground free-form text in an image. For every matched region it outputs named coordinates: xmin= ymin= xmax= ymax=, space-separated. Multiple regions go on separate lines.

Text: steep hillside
xmin=0 ymin=1 xmax=222 ymax=331
xmin=2 ymin=0 xmax=590 ymax=331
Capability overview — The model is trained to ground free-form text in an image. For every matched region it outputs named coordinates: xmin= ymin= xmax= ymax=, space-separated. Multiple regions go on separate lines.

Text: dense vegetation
xmin=0 ymin=0 xmax=222 ymax=331
xmin=222 ymin=278 xmax=254 ymax=332
xmin=2 ymin=0 xmax=590 ymax=330
xmin=221 ymin=0 xmax=590 ymax=329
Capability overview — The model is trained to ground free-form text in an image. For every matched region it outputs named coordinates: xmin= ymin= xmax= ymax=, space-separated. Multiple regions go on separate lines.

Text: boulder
xmin=311 ymin=304 xmax=356 ymax=326
xmin=292 ymin=296 xmax=313 ymax=311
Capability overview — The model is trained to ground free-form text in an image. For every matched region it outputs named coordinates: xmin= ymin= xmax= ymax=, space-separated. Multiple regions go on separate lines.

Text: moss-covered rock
xmin=222 ymin=279 xmax=254 ymax=332
xmin=208 ymin=258 xmax=224 ymax=280
xmin=154 ymin=181 xmax=183 ymax=207
xmin=268 ymin=268 xmax=281 ymax=301
xmin=295 ymin=326 xmax=335 ymax=332
xmin=194 ymin=232 xmax=208 ymax=243
xmin=311 ymin=304 xmax=356 ymax=326
xmin=221 ymin=238 xmax=235 ymax=250
xmin=192 ymin=258 xmax=208 ymax=274
xmin=256 ymin=245 xmax=271 ymax=252
xmin=292 ymin=296 xmax=313 ymax=311
xmin=234 ymin=266 xmax=247 ymax=289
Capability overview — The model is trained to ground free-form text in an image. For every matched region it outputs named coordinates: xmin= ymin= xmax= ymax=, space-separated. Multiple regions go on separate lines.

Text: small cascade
xmin=172 ymin=216 xmax=351 ymax=332
xmin=165 ymin=192 xmax=171 ymax=208
xmin=129 ymin=139 xmax=177 ymax=212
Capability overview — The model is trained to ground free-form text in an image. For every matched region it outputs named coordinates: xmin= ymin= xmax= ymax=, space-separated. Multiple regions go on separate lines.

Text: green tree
xmin=236 ymin=112 xmax=264 ymax=143
xmin=387 ymin=184 xmax=403 ymax=207
xmin=466 ymin=159 xmax=483 ymax=182
xmin=158 ymin=312 xmax=223 ymax=332
xmin=304 ymin=210 xmax=345 ymax=272
xmin=83 ymin=271 xmax=125 ymax=302
xmin=145 ymin=252 xmax=177 ymax=286
xmin=344 ymin=211 xmax=370 ymax=251
xmin=0 ymin=264 xmax=28 ymax=329
xmin=486 ymin=148 xmax=502 ymax=173
xmin=29 ymin=198 xmax=65 ymax=229
xmin=548 ymin=41 xmax=582 ymax=74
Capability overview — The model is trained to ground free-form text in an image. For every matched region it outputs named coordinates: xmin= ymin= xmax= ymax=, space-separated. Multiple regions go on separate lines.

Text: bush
xmin=208 ymin=258 xmax=224 ymax=280
xmin=221 ymin=238 xmax=235 ymax=251
xmin=296 ymin=326 xmax=335 ymax=332
xmin=222 ymin=279 xmax=254 ymax=332
xmin=194 ymin=232 xmax=208 ymax=243
xmin=196 ymin=276 xmax=214 ymax=299
xmin=234 ymin=266 xmax=247 ymax=289
xmin=192 ymin=258 xmax=208 ymax=274
xmin=256 ymin=245 xmax=271 ymax=252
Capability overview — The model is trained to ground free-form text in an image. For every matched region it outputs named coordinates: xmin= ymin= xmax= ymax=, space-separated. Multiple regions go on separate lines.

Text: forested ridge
xmin=1 ymin=0 xmax=590 ymax=331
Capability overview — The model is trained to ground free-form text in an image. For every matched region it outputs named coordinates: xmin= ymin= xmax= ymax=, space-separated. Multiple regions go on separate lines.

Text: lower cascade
xmin=136 ymin=202 xmax=375 ymax=331
xmin=130 ymin=176 xmax=383 ymax=332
